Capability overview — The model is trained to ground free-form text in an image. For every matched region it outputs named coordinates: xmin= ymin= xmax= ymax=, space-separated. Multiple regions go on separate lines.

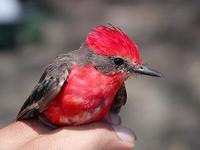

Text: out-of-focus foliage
xmin=0 ymin=1 xmax=49 ymax=49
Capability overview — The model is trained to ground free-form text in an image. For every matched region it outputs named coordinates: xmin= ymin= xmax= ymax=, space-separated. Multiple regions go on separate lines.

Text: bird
xmin=16 ymin=25 xmax=161 ymax=128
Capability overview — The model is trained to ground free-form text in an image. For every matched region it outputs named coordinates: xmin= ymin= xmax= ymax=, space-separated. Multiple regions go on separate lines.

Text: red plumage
xmin=17 ymin=25 xmax=161 ymax=127
xmin=86 ymin=25 xmax=142 ymax=64
xmin=44 ymin=65 xmax=125 ymax=125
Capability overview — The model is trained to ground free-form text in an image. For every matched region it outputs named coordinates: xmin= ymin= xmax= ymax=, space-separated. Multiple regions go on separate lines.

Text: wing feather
xmin=17 ymin=55 xmax=70 ymax=120
xmin=110 ymin=82 xmax=127 ymax=113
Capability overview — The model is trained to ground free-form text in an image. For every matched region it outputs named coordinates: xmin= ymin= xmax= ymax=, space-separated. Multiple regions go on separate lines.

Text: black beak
xmin=130 ymin=65 xmax=162 ymax=77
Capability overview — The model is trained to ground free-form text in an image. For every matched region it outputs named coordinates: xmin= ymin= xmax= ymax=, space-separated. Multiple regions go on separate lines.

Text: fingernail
xmin=112 ymin=125 xmax=136 ymax=144
xmin=106 ymin=113 xmax=121 ymax=125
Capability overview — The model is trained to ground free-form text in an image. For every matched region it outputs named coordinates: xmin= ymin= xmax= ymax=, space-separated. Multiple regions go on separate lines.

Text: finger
xmin=0 ymin=119 xmax=49 ymax=150
xmin=112 ymin=125 xmax=136 ymax=144
xmin=21 ymin=121 xmax=135 ymax=150
xmin=106 ymin=113 xmax=137 ymax=141
xmin=106 ymin=112 xmax=122 ymax=125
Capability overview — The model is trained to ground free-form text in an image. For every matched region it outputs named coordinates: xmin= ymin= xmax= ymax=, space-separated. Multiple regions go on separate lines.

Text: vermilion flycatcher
xmin=17 ymin=25 xmax=161 ymax=127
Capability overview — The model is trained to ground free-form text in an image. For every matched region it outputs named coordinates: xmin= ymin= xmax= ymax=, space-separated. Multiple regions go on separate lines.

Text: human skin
xmin=0 ymin=114 xmax=135 ymax=150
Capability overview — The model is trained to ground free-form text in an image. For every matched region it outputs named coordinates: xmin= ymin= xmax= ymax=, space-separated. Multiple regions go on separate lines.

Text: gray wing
xmin=16 ymin=55 xmax=70 ymax=120
xmin=110 ymin=83 xmax=127 ymax=113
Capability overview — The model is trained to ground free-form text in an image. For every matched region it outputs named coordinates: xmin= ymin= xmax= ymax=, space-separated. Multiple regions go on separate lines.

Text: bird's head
xmin=85 ymin=25 xmax=161 ymax=78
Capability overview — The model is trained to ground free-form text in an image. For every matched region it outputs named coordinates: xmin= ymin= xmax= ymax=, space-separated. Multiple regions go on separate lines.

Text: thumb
xmin=107 ymin=113 xmax=136 ymax=149
xmin=109 ymin=124 xmax=136 ymax=150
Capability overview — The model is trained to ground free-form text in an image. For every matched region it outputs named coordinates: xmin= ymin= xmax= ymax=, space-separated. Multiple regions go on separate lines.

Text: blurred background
xmin=0 ymin=0 xmax=199 ymax=149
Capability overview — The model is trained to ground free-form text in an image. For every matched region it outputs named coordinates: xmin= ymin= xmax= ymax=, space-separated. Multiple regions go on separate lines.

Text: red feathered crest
xmin=86 ymin=25 xmax=142 ymax=65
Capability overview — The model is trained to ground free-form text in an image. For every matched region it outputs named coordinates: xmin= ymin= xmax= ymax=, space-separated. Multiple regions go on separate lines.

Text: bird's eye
xmin=113 ymin=57 xmax=124 ymax=66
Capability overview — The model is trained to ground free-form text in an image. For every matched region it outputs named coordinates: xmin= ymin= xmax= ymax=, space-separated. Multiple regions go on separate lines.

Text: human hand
xmin=0 ymin=114 xmax=135 ymax=150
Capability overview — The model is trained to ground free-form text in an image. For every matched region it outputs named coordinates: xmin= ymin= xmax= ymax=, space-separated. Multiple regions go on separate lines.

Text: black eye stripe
xmin=114 ymin=57 xmax=124 ymax=66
